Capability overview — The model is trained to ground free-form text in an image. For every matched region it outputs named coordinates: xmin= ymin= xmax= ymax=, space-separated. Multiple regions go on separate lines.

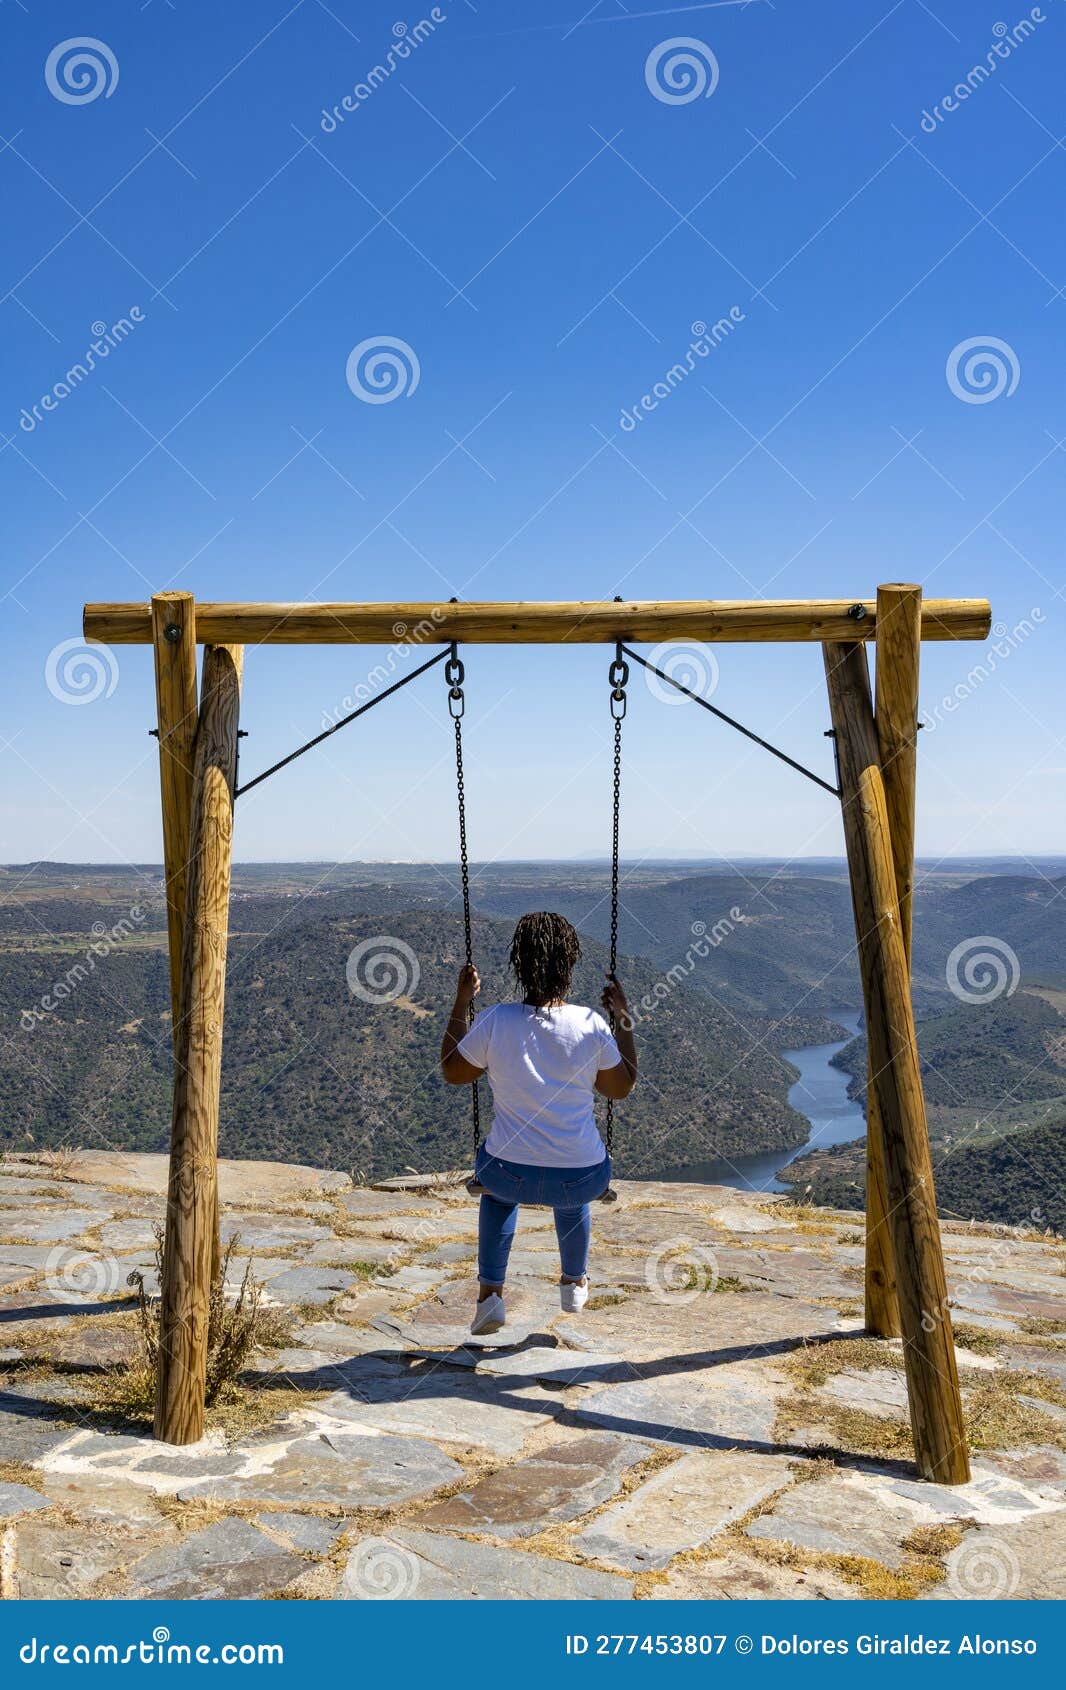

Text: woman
xmin=441 ymin=911 xmax=637 ymax=1336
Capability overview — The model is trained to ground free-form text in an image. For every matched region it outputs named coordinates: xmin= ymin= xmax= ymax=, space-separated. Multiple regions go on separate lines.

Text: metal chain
xmin=605 ymin=641 xmax=628 ymax=1156
xmin=446 ymin=644 xmax=480 ymax=1156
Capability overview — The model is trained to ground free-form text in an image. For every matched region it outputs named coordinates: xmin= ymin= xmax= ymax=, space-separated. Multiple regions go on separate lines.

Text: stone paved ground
xmin=1 ymin=1151 xmax=1064 ymax=1600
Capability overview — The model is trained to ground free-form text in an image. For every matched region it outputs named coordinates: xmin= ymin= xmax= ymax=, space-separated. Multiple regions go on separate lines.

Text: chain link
xmin=605 ymin=641 xmax=625 ymax=1156
xmin=448 ymin=645 xmax=480 ymax=1156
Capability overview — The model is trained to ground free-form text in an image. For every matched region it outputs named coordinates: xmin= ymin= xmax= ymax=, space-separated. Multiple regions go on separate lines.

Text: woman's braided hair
xmin=509 ymin=911 xmax=580 ymax=1008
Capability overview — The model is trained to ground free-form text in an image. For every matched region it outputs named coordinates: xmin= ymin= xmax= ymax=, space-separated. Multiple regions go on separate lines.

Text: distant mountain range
xmin=2 ymin=862 xmax=1063 ymax=1220
xmin=1 ymin=884 xmax=834 ymax=1181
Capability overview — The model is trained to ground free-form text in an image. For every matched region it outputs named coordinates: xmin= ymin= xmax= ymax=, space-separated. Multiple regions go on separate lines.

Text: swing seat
xmin=466 ymin=1177 xmax=618 ymax=1204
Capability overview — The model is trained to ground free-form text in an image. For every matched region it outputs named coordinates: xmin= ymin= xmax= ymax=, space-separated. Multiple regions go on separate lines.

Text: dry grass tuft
xmin=785 ymin=1335 xmax=902 ymax=1391
xmin=0 ymin=1459 xmax=44 ymax=1490
xmin=964 ymin=1369 xmax=1066 ymax=1451
xmin=902 ymin=1522 xmax=967 ymax=1559
xmin=775 ymin=1394 xmax=915 ymax=1462
xmin=95 ymin=1226 xmax=293 ymax=1423
xmin=38 ymin=1145 xmax=82 ymax=1181
xmin=951 ymin=1324 xmax=1001 ymax=1356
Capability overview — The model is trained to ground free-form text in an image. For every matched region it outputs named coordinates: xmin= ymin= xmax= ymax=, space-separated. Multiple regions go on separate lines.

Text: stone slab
xmin=257 ymin=1511 xmax=351 ymax=1554
xmin=1000 ymin=1344 xmax=1066 ymax=1389
xmin=561 ymin=1292 xmax=838 ymax=1363
xmin=95 ymin=1220 xmax=159 ymax=1251
xmin=27 ymin=1323 xmax=139 ymax=1370
xmin=341 ymin=1189 xmax=442 ymax=1218
xmin=222 ymin=1212 xmax=333 ymax=1248
xmin=307 ymin=1240 xmax=399 ymax=1266
xmin=981 ymin=1445 xmax=1066 ymax=1498
xmin=474 ymin=1346 xmax=632 ymax=1388
xmin=373 ymin=1265 xmax=447 ymax=1294
xmin=334 ymin=1288 xmax=401 ymax=1321
xmin=921 ymin=1512 xmax=1066 ymax=1601
xmin=649 ymin=1552 xmax=862 ymax=1600
xmin=313 ymin=1365 xmax=559 ymax=1455
xmin=575 ymin=1450 xmax=795 ymax=1570
xmin=0 ymin=1480 xmax=49 ymax=1520
xmin=574 ymin=1362 xmax=786 ymax=1450
xmin=371 ymin=1173 xmax=466 ymax=1192
xmin=293 ymin=1319 xmax=406 ymax=1356
xmin=745 ymin=1478 xmax=917 ymax=1569
xmin=418 ymin=1434 xmax=648 ymax=1538
xmin=261 ymin=1266 xmax=359 ymax=1305
xmin=819 ymin=1367 xmax=910 ymax=1420
xmin=12 ymin=1519 xmax=171 ymax=1597
xmin=178 ymin=1427 xmax=460 ymax=1506
xmin=47 ymin=1151 xmax=348 ymax=1202
xmin=372 ymin=1274 xmax=559 ymax=1352
xmin=340 ymin=1526 xmax=633 ymax=1599
xmin=703 ymin=1204 xmax=783 ymax=1235
xmin=0 ymin=1209 xmax=104 ymax=1243
xmin=40 ymin=1474 xmax=166 ymax=1525
xmin=128 ymin=1518 xmax=305 ymax=1599
xmin=0 ymin=1403 xmax=87 ymax=1465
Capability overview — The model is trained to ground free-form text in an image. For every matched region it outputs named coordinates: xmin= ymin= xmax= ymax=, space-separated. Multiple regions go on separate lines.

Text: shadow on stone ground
xmin=1 ymin=1152 xmax=1064 ymax=1599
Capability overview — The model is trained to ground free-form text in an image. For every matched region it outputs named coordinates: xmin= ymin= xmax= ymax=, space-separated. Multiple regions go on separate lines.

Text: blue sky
xmin=2 ymin=0 xmax=1064 ymax=867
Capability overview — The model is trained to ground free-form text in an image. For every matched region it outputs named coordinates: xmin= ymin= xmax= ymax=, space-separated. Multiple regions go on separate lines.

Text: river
xmin=659 ymin=1010 xmax=865 ymax=1194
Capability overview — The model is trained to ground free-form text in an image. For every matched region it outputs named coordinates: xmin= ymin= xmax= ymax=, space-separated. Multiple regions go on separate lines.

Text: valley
xmin=2 ymin=859 xmax=1064 ymax=1227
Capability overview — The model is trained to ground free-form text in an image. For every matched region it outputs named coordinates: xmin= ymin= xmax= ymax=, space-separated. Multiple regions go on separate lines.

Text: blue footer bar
xmin=4 ymin=1600 xmax=1061 ymax=1684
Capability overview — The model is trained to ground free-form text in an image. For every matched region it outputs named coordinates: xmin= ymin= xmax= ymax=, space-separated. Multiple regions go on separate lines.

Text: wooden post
xmin=151 ymin=594 xmax=222 ymax=1284
xmin=151 ymin=593 xmax=198 ymax=1055
xmin=825 ymin=641 xmax=969 ymax=1484
xmin=861 ymin=584 xmax=922 ymax=1337
xmin=155 ymin=645 xmax=243 ymax=1445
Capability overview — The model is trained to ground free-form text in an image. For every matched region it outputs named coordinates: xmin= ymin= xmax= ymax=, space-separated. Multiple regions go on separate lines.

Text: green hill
xmin=1 ymin=903 xmax=811 ymax=1181
xmin=783 ymin=1116 xmax=1066 ymax=1236
xmin=831 ymin=990 xmax=1066 ymax=1110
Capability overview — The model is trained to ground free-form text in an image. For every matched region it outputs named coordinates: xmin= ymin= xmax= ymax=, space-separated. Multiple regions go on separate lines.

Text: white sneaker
xmin=560 ymin=1279 xmax=589 ymax=1314
xmin=471 ymin=1292 xmax=505 ymax=1336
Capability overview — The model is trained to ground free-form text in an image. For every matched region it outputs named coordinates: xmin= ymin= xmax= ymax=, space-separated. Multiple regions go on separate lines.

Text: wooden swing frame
xmin=82 ymin=588 xmax=991 ymax=1481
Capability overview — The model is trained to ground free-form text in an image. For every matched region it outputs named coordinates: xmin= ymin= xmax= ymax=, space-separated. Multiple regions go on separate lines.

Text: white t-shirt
xmin=457 ymin=1002 xmax=622 ymax=1168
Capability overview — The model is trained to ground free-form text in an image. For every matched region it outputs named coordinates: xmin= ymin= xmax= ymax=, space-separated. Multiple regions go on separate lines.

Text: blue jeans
xmin=475 ymin=1147 xmax=612 ymax=1286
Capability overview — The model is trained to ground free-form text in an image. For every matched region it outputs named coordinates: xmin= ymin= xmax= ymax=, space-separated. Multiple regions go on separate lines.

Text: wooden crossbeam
xmin=84 ymin=598 xmax=991 ymax=646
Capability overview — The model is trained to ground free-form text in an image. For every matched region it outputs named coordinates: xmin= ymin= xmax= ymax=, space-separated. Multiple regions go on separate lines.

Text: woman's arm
xmin=595 ymin=974 xmax=638 ymax=1100
xmin=440 ymin=963 xmax=486 ymax=1085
